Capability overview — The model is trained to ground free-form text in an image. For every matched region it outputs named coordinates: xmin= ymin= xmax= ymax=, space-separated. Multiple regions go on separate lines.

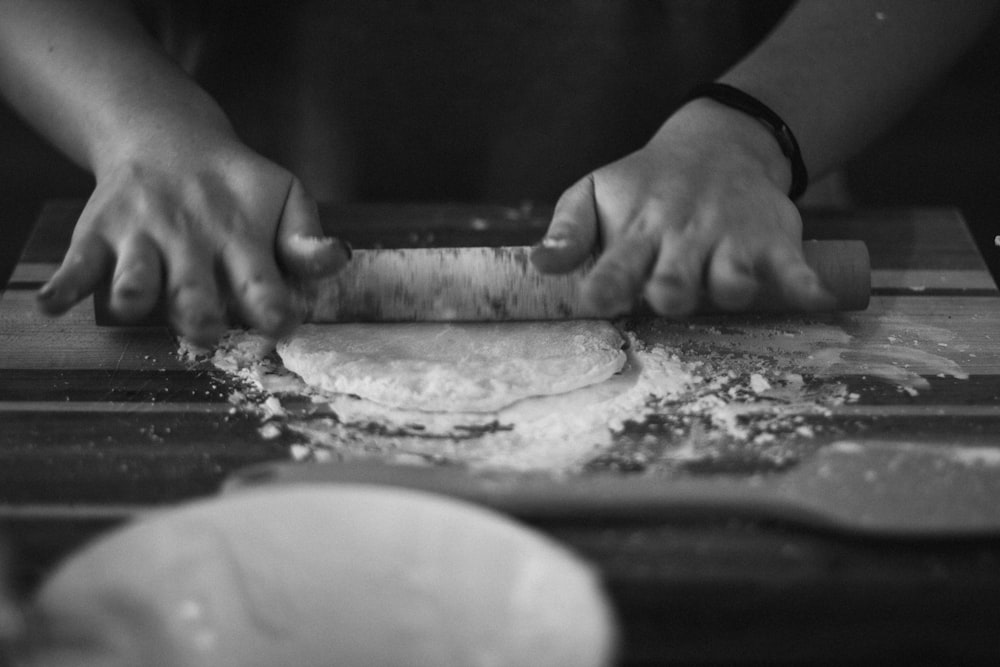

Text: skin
xmin=532 ymin=98 xmax=832 ymax=315
xmin=0 ymin=0 xmax=349 ymax=346
xmin=0 ymin=0 xmax=996 ymax=341
xmin=532 ymin=0 xmax=998 ymax=317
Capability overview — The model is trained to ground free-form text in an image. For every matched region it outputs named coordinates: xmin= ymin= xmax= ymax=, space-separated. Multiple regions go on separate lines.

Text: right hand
xmin=36 ymin=130 xmax=350 ymax=346
xmin=531 ymin=98 xmax=833 ymax=318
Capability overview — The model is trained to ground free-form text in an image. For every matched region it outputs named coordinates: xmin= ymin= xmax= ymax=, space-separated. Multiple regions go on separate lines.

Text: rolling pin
xmin=94 ymin=240 xmax=870 ymax=325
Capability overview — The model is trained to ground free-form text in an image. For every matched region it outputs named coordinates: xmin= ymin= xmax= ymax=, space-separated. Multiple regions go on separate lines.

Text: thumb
xmin=275 ymin=178 xmax=351 ymax=279
xmin=530 ymin=173 xmax=599 ymax=274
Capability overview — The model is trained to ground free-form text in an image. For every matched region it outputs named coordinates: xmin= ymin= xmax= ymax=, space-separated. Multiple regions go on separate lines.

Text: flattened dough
xmin=277 ymin=321 xmax=626 ymax=412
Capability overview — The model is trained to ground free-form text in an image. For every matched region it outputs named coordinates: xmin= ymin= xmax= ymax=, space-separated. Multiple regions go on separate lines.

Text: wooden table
xmin=3 ymin=201 xmax=1000 ymax=664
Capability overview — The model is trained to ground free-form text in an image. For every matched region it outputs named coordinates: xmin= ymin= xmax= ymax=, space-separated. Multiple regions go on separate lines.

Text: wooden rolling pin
xmin=95 ymin=240 xmax=870 ymax=325
xmin=799 ymin=239 xmax=871 ymax=310
xmin=303 ymin=240 xmax=870 ymax=321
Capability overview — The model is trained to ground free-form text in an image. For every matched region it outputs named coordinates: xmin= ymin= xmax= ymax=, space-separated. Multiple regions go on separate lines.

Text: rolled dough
xmin=277 ymin=321 xmax=626 ymax=412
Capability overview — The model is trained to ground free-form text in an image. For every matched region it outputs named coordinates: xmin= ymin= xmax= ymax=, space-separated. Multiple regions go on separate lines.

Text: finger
xmin=643 ymin=228 xmax=710 ymax=317
xmin=530 ymin=174 xmax=599 ymax=274
xmin=761 ymin=243 xmax=836 ymax=312
xmin=109 ymin=233 xmax=163 ymax=322
xmin=582 ymin=234 xmax=657 ymax=317
xmin=221 ymin=241 xmax=298 ymax=338
xmin=165 ymin=245 xmax=227 ymax=347
xmin=276 ymin=179 xmax=351 ymax=279
xmin=705 ymin=236 xmax=758 ymax=311
xmin=37 ymin=235 xmax=113 ymax=316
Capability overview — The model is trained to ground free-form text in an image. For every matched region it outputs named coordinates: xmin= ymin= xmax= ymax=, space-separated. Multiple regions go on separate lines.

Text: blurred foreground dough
xmin=27 ymin=485 xmax=616 ymax=667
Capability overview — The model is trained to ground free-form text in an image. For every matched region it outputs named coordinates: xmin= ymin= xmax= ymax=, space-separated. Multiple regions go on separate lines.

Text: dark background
xmin=2 ymin=1 xmax=998 ymax=280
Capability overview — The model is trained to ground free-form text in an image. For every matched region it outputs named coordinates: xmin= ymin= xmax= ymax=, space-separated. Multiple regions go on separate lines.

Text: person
xmin=0 ymin=0 xmax=995 ymax=347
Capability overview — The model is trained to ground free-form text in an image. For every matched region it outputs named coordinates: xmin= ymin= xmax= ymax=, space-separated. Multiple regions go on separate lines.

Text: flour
xmin=633 ymin=315 xmax=974 ymax=397
xmin=807 ymin=345 xmax=969 ymax=391
xmin=828 ymin=439 xmax=1000 ymax=468
xmin=189 ymin=323 xmax=855 ymax=475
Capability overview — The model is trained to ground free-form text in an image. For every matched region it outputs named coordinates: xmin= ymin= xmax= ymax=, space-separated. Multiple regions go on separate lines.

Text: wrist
xmin=653 ymin=96 xmax=797 ymax=196
xmin=684 ymin=83 xmax=807 ymax=199
xmin=90 ymin=93 xmax=237 ymax=178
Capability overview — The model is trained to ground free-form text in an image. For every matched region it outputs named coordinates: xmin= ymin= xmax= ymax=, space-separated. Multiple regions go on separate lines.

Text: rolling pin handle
xmin=801 ymin=239 xmax=871 ymax=311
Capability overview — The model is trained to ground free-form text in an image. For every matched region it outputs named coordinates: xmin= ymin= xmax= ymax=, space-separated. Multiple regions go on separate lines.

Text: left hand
xmin=35 ymin=129 xmax=349 ymax=347
xmin=531 ymin=98 xmax=834 ymax=317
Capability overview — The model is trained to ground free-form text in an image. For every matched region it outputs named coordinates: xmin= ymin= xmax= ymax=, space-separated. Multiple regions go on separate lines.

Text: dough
xmin=277 ymin=321 xmax=626 ymax=412
xmin=34 ymin=486 xmax=616 ymax=667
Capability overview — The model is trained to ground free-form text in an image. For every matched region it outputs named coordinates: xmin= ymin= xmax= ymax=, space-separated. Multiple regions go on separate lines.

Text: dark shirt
xmin=186 ymin=1 xmax=792 ymax=203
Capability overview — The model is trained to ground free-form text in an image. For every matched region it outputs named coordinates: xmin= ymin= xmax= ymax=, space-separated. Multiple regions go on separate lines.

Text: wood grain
xmin=4 ymin=202 xmax=1000 ymax=664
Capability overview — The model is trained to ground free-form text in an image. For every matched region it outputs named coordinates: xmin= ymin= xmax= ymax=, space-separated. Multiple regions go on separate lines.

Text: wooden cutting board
xmin=6 ymin=202 xmax=1000 ymax=664
xmin=4 ymin=202 xmax=1000 ymax=536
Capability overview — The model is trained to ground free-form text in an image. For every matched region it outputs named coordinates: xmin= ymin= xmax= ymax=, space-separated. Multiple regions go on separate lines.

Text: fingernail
xmin=112 ymin=275 xmax=144 ymax=300
xmin=539 ymin=235 xmax=572 ymax=250
xmin=37 ymin=284 xmax=77 ymax=304
xmin=288 ymin=233 xmax=333 ymax=251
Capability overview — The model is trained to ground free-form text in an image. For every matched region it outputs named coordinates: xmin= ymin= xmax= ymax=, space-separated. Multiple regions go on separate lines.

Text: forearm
xmin=537 ymin=0 xmax=998 ymax=320
xmin=0 ymin=0 xmax=233 ymax=175
xmin=721 ymin=0 xmax=997 ymax=181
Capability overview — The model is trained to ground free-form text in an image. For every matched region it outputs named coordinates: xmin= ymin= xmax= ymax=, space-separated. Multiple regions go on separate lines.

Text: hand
xmin=35 ymin=133 xmax=350 ymax=346
xmin=531 ymin=99 xmax=834 ymax=317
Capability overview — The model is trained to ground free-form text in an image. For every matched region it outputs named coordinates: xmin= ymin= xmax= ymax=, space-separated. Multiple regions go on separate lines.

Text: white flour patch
xmin=948 ymin=447 xmax=1000 ymax=467
xmin=828 ymin=440 xmax=865 ymax=455
xmin=806 ymin=345 xmax=969 ymax=391
xmin=809 ymin=316 xmax=970 ymax=392
xmin=821 ymin=440 xmax=1000 ymax=470
xmin=633 ymin=315 xmax=971 ymax=397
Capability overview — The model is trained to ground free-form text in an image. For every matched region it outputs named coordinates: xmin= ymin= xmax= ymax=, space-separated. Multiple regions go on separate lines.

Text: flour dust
xmin=179 ymin=321 xmax=864 ymax=476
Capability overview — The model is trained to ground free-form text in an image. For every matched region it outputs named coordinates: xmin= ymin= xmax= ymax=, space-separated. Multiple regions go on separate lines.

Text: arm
xmin=533 ymin=0 xmax=998 ymax=316
xmin=0 ymin=0 xmax=349 ymax=345
xmin=724 ymin=0 xmax=998 ymax=181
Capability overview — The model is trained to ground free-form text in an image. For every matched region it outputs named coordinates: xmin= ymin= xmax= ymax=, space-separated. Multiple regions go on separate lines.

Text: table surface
xmin=4 ymin=201 xmax=1000 ymax=664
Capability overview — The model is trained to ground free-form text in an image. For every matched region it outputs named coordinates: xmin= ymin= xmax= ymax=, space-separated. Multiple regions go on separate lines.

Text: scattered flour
xmin=948 ymin=447 xmax=1000 ymax=467
xmin=186 ymin=324 xmax=855 ymax=475
xmin=828 ymin=440 xmax=1000 ymax=469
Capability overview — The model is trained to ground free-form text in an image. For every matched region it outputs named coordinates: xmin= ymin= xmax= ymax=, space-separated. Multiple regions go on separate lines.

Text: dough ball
xmin=28 ymin=486 xmax=617 ymax=667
